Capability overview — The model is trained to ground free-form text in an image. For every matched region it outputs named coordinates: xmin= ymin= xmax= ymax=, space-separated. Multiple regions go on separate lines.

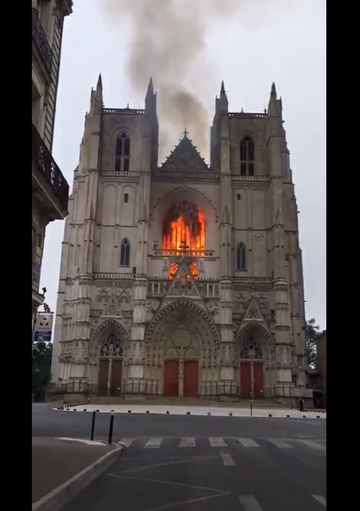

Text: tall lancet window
xmin=236 ymin=242 xmax=247 ymax=270
xmin=120 ymin=238 xmax=130 ymax=266
xmin=240 ymin=136 xmax=255 ymax=176
xmin=115 ymin=131 xmax=131 ymax=172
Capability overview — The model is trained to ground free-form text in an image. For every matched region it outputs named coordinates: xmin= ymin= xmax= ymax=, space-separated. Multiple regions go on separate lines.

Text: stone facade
xmin=32 ymin=0 xmax=73 ymax=318
xmin=50 ymin=77 xmax=310 ymax=402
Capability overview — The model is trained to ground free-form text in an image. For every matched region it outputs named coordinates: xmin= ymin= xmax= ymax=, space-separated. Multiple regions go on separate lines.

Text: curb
xmin=53 ymin=408 xmax=326 ymax=419
xmin=32 ymin=446 xmax=123 ymax=511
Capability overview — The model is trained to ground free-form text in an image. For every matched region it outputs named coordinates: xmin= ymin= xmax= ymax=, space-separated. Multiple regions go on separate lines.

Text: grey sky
xmin=41 ymin=0 xmax=326 ymax=329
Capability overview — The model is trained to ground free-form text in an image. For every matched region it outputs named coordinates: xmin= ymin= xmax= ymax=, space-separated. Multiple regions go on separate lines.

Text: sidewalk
xmin=32 ymin=437 xmax=122 ymax=510
xmin=54 ymin=403 xmax=326 ymax=419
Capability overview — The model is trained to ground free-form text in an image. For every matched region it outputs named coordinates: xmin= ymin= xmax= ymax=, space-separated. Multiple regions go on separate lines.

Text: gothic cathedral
xmin=50 ymin=76 xmax=311 ymax=404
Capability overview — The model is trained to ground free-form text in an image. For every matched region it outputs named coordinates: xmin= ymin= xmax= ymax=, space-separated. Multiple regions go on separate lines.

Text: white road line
xmin=298 ymin=440 xmax=326 ymax=450
xmin=144 ymin=438 xmax=163 ymax=448
xmin=209 ymin=437 xmax=227 ymax=447
xmin=312 ymin=495 xmax=326 ymax=507
xmin=237 ymin=438 xmax=260 ymax=448
xmin=118 ymin=438 xmax=136 ymax=448
xmin=220 ymin=452 xmax=235 ymax=466
xmin=267 ymin=439 xmax=293 ymax=448
xmin=238 ymin=494 xmax=263 ymax=510
xmin=179 ymin=437 xmax=196 ymax=447
xmin=55 ymin=437 xmax=106 ymax=446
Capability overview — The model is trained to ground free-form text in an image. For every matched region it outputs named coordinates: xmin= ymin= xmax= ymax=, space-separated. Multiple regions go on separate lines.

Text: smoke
xmin=103 ymin=0 xmax=290 ymax=161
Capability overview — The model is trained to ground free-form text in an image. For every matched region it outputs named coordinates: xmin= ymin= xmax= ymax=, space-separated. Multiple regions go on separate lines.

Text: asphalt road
xmin=32 ymin=404 xmax=326 ymax=441
xmin=33 ymin=404 xmax=326 ymax=510
xmin=62 ymin=436 xmax=326 ymax=511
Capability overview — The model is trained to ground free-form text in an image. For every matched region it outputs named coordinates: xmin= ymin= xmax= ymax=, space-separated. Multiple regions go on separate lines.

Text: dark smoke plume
xmin=103 ymin=0 xmax=290 ymax=161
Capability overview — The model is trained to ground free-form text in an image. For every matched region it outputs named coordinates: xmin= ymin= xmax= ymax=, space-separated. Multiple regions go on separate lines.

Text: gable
xmin=159 ymin=134 xmax=209 ymax=174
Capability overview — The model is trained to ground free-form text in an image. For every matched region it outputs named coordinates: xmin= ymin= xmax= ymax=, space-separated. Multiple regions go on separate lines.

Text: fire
xmin=162 ymin=201 xmax=205 ymax=280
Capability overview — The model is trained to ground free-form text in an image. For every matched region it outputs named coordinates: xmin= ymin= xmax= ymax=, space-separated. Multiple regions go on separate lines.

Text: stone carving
xmin=100 ymin=332 xmax=123 ymax=357
xmin=208 ymin=302 xmax=219 ymax=317
xmin=96 ymin=287 xmax=132 ymax=317
xmin=240 ymin=338 xmax=263 ymax=360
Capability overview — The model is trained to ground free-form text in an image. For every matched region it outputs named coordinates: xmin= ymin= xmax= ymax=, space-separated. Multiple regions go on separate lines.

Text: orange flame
xmin=162 ymin=204 xmax=205 ymax=280
xmin=162 ymin=210 xmax=205 ymax=252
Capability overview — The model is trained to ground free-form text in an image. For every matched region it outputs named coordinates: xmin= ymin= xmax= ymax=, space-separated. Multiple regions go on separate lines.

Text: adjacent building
xmin=32 ymin=0 xmax=73 ymax=321
xmin=50 ymin=77 xmax=311 ymax=404
xmin=316 ymin=330 xmax=326 ymax=407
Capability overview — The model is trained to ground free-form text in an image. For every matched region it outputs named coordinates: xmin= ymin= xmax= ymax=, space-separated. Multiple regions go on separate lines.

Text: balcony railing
xmin=32 ymin=124 xmax=69 ymax=210
xmin=32 ymin=262 xmax=41 ymax=291
xmin=32 ymin=8 xmax=53 ymax=76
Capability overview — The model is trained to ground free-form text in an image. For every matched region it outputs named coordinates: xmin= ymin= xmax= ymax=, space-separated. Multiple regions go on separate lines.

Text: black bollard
xmin=108 ymin=414 xmax=115 ymax=444
xmin=90 ymin=410 xmax=96 ymax=441
xmin=250 ymin=399 xmax=253 ymax=417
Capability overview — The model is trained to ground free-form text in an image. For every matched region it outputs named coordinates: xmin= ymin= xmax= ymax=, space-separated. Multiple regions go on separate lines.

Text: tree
xmin=32 ymin=341 xmax=52 ymax=402
xmin=306 ymin=318 xmax=320 ymax=369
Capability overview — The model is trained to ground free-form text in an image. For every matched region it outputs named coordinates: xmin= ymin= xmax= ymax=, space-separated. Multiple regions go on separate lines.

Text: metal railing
xmin=32 ymin=124 xmax=69 ymax=210
xmin=32 ymin=262 xmax=41 ymax=291
xmin=32 ymin=8 xmax=53 ymax=76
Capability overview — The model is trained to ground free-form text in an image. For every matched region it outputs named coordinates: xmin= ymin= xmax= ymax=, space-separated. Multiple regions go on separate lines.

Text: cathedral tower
xmin=50 ymin=78 xmax=310 ymax=405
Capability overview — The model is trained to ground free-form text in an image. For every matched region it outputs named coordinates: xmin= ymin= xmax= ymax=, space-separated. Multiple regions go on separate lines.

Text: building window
xmin=115 ymin=132 xmax=131 ymax=172
xmin=124 ymin=193 xmax=129 ymax=203
xmin=120 ymin=238 xmax=130 ymax=266
xmin=237 ymin=193 xmax=241 ymax=200
xmin=240 ymin=136 xmax=254 ymax=176
xmin=236 ymin=242 xmax=247 ymax=270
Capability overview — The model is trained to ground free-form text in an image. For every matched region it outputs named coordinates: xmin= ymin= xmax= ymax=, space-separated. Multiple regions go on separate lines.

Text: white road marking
xmin=179 ymin=437 xmax=196 ymax=447
xmin=267 ymin=439 xmax=293 ymax=448
xmin=209 ymin=437 xmax=227 ymax=447
xmin=238 ymin=494 xmax=264 ymax=510
xmin=298 ymin=440 xmax=326 ymax=450
xmin=220 ymin=452 xmax=235 ymax=466
xmin=118 ymin=438 xmax=136 ymax=448
xmin=237 ymin=438 xmax=260 ymax=448
xmin=312 ymin=495 xmax=326 ymax=507
xmin=55 ymin=437 xmax=106 ymax=446
xmin=144 ymin=438 xmax=163 ymax=448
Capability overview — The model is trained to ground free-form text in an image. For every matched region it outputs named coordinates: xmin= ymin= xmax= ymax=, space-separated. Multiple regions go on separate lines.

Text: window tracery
xmin=100 ymin=332 xmax=123 ymax=358
xmin=240 ymin=338 xmax=263 ymax=360
xmin=236 ymin=242 xmax=247 ymax=270
xmin=240 ymin=136 xmax=255 ymax=176
xmin=115 ymin=131 xmax=131 ymax=172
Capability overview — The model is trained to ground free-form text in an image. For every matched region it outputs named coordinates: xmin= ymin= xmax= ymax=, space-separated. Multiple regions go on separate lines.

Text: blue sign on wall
xmin=34 ymin=330 xmax=52 ymax=342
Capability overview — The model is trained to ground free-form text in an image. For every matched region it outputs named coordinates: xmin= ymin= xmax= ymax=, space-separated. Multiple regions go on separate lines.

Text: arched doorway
xmin=239 ymin=338 xmax=264 ymax=399
xmin=97 ymin=332 xmax=124 ymax=397
xmin=146 ymin=300 xmax=220 ymax=398
xmin=163 ymin=326 xmax=200 ymax=398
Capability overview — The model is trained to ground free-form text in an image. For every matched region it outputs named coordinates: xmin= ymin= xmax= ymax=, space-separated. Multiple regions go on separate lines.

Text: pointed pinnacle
xmin=271 ymin=82 xmax=277 ymax=96
xmin=221 ymin=80 xmax=225 ymax=93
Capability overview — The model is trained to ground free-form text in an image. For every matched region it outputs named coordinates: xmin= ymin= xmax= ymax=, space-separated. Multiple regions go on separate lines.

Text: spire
xmin=268 ymin=81 xmax=278 ymax=117
xmin=271 ymin=82 xmax=277 ymax=98
xmin=145 ymin=77 xmax=156 ymax=114
xmin=96 ymin=73 xmax=103 ymax=94
xmin=90 ymin=73 xmax=103 ymax=114
xmin=219 ymin=80 xmax=228 ymax=113
xmin=146 ymin=77 xmax=154 ymax=96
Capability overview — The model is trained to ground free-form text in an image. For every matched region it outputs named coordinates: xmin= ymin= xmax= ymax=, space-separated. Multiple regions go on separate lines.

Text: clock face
xmin=254 ymin=233 xmax=264 ymax=241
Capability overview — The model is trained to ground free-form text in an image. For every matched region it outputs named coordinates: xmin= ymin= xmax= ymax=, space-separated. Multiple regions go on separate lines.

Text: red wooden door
xmin=98 ymin=360 xmax=109 ymax=396
xmin=110 ymin=360 xmax=122 ymax=397
xmin=163 ymin=360 xmax=179 ymax=397
xmin=240 ymin=363 xmax=251 ymax=398
xmin=254 ymin=362 xmax=264 ymax=399
xmin=183 ymin=361 xmax=199 ymax=398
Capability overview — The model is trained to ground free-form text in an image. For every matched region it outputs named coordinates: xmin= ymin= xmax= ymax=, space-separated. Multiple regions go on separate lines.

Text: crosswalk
xmin=238 ymin=494 xmax=326 ymax=509
xmin=117 ymin=437 xmax=326 ymax=451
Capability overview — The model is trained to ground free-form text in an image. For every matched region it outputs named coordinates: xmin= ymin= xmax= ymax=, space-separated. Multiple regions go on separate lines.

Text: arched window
xmin=240 ymin=136 xmax=254 ymax=176
xmin=120 ymin=238 xmax=130 ymax=266
xmin=236 ymin=242 xmax=247 ymax=270
xmin=115 ymin=131 xmax=131 ymax=172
